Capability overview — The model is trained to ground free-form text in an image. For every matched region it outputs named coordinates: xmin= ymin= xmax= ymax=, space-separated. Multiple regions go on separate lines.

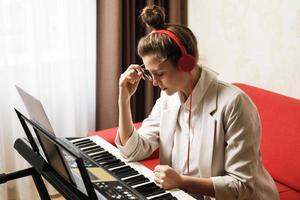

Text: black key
xmin=72 ymin=138 xmax=91 ymax=145
xmin=76 ymin=141 xmax=96 ymax=148
xmin=84 ymin=147 xmax=104 ymax=154
xmin=100 ymin=158 xmax=121 ymax=165
xmin=99 ymin=158 xmax=124 ymax=166
xmin=111 ymin=166 xmax=134 ymax=174
xmin=124 ymin=174 xmax=146 ymax=182
xmin=134 ymin=182 xmax=157 ymax=192
xmin=137 ymin=187 xmax=159 ymax=197
xmin=95 ymin=155 xmax=115 ymax=162
xmin=104 ymin=161 xmax=126 ymax=169
xmin=111 ymin=165 xmax=131 ymax=172
xmin=144 ymin=187 xmax=165 ymax=197
xmin=96 ymin=156 xmax=117 ymax=165
xmin=127 ymin=178 xmax=149 ymax=187
xmin=137 ymin=183 xmax=158 ymax=193
xmin=116 ymin=170 xmax=139 ymax=178
xmin=135 ymin=182 xmax=163 ymax=197
xmin=81 ymin=145 xmax=101 ymax=152
xmin=124 ymin=175 xmax=148 ymax=184
xmin=91 ymin=151 xmax=112 ymax=159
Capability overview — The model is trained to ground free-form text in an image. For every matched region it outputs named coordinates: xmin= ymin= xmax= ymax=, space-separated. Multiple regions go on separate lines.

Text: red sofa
xmin=88 ymin=83 xmax=300 ymax=199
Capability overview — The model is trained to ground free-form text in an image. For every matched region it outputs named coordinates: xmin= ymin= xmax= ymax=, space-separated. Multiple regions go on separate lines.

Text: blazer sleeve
xmin=115 ymin=95 xmax=163 ymax=161
xmin=211 ymin=92 xmax=261 ymax=199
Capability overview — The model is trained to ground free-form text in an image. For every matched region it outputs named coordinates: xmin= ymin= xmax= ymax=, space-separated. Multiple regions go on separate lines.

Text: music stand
xmin=1 ymin=109 xmax=99 ymax=200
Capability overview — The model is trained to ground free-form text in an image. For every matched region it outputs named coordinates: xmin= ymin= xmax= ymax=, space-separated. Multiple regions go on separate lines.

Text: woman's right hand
xmin=119 ymin=64 xmax=143 ymax=101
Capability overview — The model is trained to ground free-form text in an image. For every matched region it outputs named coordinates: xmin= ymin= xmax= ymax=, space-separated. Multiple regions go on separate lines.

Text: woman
xmin=116 ymin=5 xmax=279 ymax=200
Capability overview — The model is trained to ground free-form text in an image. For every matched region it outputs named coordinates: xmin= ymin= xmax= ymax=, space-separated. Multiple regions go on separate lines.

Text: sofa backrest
xmin=234 ymin=83 xmax=300 ymax=192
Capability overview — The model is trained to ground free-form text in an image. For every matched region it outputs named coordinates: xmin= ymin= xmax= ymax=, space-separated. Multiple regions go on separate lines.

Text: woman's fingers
xmin=154 ymin=173 xmax=163 ymax=188
xmin=125 ymin=65 xmax=142 ymax=82
xmin=153 ymin=165 xmax=182 ymax=189
xmin=119 ymin=65 xmax=142 ymax=86
xmin=154 ymin=165 xmax=166 ymax=187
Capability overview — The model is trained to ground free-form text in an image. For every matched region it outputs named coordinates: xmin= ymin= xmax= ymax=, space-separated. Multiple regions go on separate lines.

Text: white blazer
xmin=116 ymin=67 xmax=279 ymax=200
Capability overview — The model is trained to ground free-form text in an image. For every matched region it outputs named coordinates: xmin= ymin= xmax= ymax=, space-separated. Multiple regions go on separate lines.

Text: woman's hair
xmin=137 ymin=5 xmax=199 ymax=66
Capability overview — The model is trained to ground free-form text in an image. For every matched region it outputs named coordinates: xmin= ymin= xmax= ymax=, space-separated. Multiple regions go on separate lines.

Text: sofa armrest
xmin=87 ymin=122 xmax=159 ymax=160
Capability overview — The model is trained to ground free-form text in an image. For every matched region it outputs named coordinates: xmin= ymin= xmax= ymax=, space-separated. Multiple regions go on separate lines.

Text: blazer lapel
xmin=198 ymin=79 xmax=218 ymax=178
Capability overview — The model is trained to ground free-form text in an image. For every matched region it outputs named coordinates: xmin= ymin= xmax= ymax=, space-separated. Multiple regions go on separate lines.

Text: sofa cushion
xmin=88 ymin=123 xmax=142 ymax=145
xmin=234 ymin=83 xmax=300 ymax=192
xmin=279 ymin=190 xmax=300 ymax=200
xmin=139 ymin=158 xmax=160 ymax=171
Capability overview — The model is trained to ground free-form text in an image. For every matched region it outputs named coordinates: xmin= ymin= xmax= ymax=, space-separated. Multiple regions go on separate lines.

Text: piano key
xmin=115 ymin=168 xmax=138 ymax=177
xmin=75 ymin=141 xmax=96 ymax=148
xmin=127 ymin=178 xmax=149 ymax=187
xmin=80 ymin=145 xmax=101 ymax=152
xmin=86 ymin=152 xmax=104 ymax=157
xmin=101 ymin=157 xmax=121 ymax=164
xmin=134 ymin=182 xmax=156 ymax=190
xmin=94 ymin=156 xmax=115 ymax=163
xmin=144 ymin=188 xmax=165 ymax=197
xmin=71 ymin=138 xmax=91 ymax=144
xmin=116 ymin=170 xmax=139 ymax=178
xmin=134 ymin=182 xmax=164 ymax=197
xmin=84 ymin=149 xmax=104 ymax=155
xmin=110 ymin=165 xmax=131 ymax=173
xmin=123 ymin=174 xmax=147 ymax=183
xmin=100 ymin=158 xmax=121 ymax=165
xmin=102 ymin=160 xmax=125 ymax=169
xmin=90 ymin=151 xmax=112 ymax=159
xmin=131 ymin=180 xmax=152 ymax=189
xmin=121 ymin=173 xmax=142 ymax=181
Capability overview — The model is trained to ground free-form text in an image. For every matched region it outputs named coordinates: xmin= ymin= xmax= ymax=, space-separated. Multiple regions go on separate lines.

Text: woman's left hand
xmin=153 ymin=165 xmax=183 ymax=189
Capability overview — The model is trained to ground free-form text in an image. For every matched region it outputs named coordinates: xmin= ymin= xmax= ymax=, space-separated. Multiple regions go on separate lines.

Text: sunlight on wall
xmin=188 ymin=0 xmax=300 ymax=99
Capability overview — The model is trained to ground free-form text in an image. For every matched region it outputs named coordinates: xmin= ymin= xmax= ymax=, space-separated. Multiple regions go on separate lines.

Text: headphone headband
xmin=152 ymin=29 xmax=188 ymax=55
xmin=151 ymin=29 xmax=196 ymax=72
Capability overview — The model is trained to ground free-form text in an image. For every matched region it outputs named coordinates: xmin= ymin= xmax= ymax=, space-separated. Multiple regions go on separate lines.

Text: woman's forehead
xmin=142 ymin=55 xmax=164 ymax=65
xmin=142 ymin=55 xmax=172 ymax=71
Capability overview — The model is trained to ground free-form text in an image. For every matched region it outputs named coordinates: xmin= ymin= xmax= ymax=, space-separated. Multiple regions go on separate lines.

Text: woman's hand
xmin=119 ymin=64 xmax=143 ymax=101
xmin=153 ymin=165 xmax=183 ymax=189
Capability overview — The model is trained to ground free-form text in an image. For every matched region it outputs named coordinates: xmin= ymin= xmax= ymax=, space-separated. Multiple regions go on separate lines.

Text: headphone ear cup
xmin=178 ymin=54 xmax=196 ymax=72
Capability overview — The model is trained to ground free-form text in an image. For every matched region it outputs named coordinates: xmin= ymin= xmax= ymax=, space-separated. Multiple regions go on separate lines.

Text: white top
xmin=172 ymin=70 xmax=206 ymax=175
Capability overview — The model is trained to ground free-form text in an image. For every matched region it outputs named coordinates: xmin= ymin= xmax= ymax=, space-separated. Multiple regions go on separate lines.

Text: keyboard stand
xmin=0 ymin=167 xmax=50 ymax=200
xmin=10 ymin=138 xmax=89 ymax=200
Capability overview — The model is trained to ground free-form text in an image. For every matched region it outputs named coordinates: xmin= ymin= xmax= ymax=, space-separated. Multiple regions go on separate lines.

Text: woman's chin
xmin=163 ymin=88 xmax=175 ymax=96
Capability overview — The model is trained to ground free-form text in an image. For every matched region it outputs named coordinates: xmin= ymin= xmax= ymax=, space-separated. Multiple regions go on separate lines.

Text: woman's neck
xmin=181 ymin=65 xmax=202 ymax=99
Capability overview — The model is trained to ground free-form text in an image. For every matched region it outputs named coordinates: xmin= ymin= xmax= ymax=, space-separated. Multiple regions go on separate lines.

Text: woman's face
xmin=142 ymin=55 xmax=185 ymax=96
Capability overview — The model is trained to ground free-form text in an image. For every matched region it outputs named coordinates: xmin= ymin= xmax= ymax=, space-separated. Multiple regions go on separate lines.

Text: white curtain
xmin=0 ymin=0 xmax=96 ymax=199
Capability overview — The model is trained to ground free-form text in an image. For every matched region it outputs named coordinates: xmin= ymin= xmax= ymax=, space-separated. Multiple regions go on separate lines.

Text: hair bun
xmin=140 ymin=5 xmax=166 ymax=29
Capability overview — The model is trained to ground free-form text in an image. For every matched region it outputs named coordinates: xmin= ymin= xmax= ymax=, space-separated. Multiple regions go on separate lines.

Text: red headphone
xmin=152 ymin=29 xmax=196 ymax=72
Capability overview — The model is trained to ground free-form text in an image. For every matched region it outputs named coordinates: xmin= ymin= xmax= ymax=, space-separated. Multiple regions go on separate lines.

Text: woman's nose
xmin=151 ymin=76 xmax=159 ymax=86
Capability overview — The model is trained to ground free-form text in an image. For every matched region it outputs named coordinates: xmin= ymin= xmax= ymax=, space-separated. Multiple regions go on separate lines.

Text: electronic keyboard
xmin=67 ymin=136 xmax=197 ymax=200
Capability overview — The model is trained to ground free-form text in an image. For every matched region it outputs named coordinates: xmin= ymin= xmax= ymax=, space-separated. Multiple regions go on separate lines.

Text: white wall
xmin=188 ymin=0 xmax=300 ymax=99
